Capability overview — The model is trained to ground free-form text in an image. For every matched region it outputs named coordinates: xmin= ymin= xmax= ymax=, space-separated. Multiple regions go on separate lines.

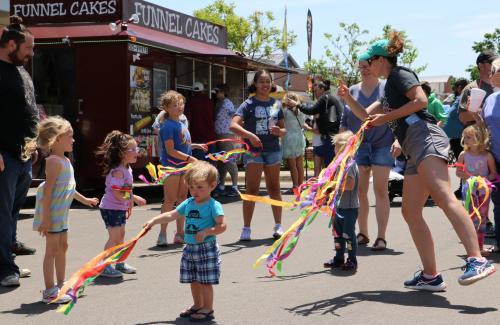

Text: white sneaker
xmin=156 ymin=233 xmax=168 ymax=247
xmin=273 ymin=224 xmax=284 ymax=239
xmin=1 ymin=274 xmax=20 ymax=287
xmin=19 ymin=268 xmax=31 ymax=278
xmin=42 ymin=287 xmax=72 ymax=304
xmin=240 ymin=227 xmax=251 ymax=241
xmin=115 ymin=262 xmax=137 ymax=274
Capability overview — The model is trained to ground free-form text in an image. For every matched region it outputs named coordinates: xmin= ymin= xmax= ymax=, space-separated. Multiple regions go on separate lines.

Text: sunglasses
xmin=367 ymin=56 xmax=380 ymax=65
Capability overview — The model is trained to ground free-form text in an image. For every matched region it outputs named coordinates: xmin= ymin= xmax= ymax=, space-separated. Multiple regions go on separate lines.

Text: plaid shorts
xmin=180 ymin=240 xmax=221 ymax=285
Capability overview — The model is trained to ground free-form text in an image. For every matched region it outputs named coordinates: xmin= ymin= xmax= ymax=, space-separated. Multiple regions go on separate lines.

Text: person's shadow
xmin=1 ymin=301 xmax=58 ymax=316
xmin=220 ymin=238 xmax=275 ymax=255
xmin=287 ymin=290 xmax=497 ymax=316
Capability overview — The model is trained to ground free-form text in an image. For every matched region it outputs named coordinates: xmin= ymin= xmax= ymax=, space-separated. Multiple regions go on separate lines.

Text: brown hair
xmin=0 ymin=15 xmax=32 ymax=47
xmin=158 ymin=90 xmax=185 ymax=117
xmin=386 ymin=30 xmax=405 ymax=65
xmin=37 ymin=116 xmax=72 ymax=154
xmin=184 ymin=161 xmax=218 ymax=186
xmin=95 ymin=130 xmax=135 ymax=176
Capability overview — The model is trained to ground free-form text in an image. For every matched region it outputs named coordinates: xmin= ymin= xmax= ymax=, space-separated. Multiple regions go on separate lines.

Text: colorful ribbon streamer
xmin=52 ymin=228 xmax=150 ymax=315
xmin=250 ymin=121 xmax=370 ymax=275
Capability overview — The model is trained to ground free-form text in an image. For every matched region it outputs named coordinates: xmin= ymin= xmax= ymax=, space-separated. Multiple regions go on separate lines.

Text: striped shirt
xmin=33 ymin=155 xmax=76 ymax=232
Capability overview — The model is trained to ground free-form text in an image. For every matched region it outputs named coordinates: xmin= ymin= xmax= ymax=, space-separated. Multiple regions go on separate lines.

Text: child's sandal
xmin=179 ymin=306 xmax=201 ymax=318
xmin=371 ymin=238 xmax=387 ymax=251
xmin=356 ymin=233 xmax=369 ymax=245
xmin=190 ymin=310 xmax=214 ymax=322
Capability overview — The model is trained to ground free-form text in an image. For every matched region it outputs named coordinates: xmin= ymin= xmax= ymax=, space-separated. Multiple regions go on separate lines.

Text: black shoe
xmin=342 ymin=258 xmax=358 ymax=271
xmin=12 ymin=242 xmax=36 ymax=255
xmin=486 ymin=222 xmax=496 ymax=238
xmin=323 ymin=257 xmax=344 ymax=268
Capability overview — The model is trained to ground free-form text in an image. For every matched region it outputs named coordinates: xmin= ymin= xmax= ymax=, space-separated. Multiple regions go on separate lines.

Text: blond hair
xmin=37 ymin=116 xmax=72 ymax=154
xmin=159 ymin=90 xmax=185 ymax=110
xmin=184 ymin=161 xmax=218 ymax=185
xmin=332 ymin=130 xmax=354 ymax=146
xmin=461 ymin=124 xmax=489 ymax=153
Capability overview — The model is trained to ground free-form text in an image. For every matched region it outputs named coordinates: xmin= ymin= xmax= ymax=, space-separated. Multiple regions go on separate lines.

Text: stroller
xmin=388 ymin=156 xmax=405 ymax=203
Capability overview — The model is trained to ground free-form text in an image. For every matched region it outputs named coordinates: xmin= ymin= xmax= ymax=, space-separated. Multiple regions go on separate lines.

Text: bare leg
xmin=243 ymin=163 xmax=264 ymax=227
xmin=357 ymin=166 xmax=371 ymax=237
xmin=287 ymin=158 xmax=298 ymax=187
xmin=401 ymin=174 xmax=437 ymax=275
xmin=296 ymin=156 xmax=305 ymax=186
xmin=190 ymin=282 xmax=204 ymax=309
xmin=264 ymin=164 xmax=282 ymax=224
xmin=372 ymin=165 xmax=391 ymax=239
xmin=43 ymin=234 xmax=60 ymax=289
xmin=417 ymin=157 xmax=481 ymax=258
xmin=159 ymin=175 xmax=182 ymax=238
xmin=54 ymin=232 xmax=68 ymax=286
xmin=313 ymin=154 xmax=323 ymax=177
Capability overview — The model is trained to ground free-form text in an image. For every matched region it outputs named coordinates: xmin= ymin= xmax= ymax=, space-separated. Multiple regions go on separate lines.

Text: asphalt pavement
xmin=1 ymin=175 xmax=499 ymax=325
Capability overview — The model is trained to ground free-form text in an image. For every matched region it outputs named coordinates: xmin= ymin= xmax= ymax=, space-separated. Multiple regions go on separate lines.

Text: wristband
xmin=185 ymin=155 xmax=191 ymax=162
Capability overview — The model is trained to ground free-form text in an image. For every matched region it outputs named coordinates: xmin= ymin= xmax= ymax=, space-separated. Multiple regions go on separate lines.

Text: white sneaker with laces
xmin=273 ymin=224 xmax=284 ymax=239
xmin=240 ymin=227 xmax=251 ymax=241
xmin=1 ymin=274 xmax=20 ymax=287
xmin=19 ymin=268 xmax=31 ymax=278
xmin=42 ymin=287 xmax=72 ymax=304
xmin=115 ymin=262 xmax=137 ymax=274
xmin=156 ymin=233 xmax=168 ymax=247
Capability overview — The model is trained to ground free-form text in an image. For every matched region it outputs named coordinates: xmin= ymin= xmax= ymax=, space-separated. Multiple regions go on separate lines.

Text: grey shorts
xmin=402 ymin=121 xmax=449 ymax=175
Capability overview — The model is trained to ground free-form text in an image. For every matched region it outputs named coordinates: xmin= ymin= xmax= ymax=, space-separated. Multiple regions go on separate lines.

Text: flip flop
xmin=179 ymin=306 xmax=201 ymax=318
xmin=356 ymin=233 xmax=369 ymax=245
xmin=371 ymin=238 xmax=387 ymax=251
xmin=190 ymin=310 xmax=214 ymax=322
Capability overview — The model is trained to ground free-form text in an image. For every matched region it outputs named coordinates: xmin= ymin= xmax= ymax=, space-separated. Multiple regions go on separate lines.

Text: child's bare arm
xmin=74 ymin=191 xmax=99 ymax=207
xmin=132 ymin=194 xmax=147 ymax=206
xmin=455 ymin=152 xmax=468 ymax=180
xmin=196 ymin=216 xmax=227 ymax=243
xmin=144 ymin=210 xmax=182 ymax=230
xmin=487 ymin=152 xmax=498 ymax=181
xmin=343 ymin=175 xmax=355 ymax=191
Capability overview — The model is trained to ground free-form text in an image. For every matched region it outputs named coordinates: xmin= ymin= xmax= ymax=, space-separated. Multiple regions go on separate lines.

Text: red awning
xmin=29 ymin=23 xmax=235 ymax=56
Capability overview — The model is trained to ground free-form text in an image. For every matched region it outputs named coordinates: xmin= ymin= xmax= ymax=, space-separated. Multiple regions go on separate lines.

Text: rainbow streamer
xmin=205 ymin=139 xmax=257 ymax=163
xmin=111 ymin=184 xmax=132 ymax=199
xmin=52 ymin=228 xmax=150 ymax=315
xmin=140 ymin=162 xmax=192 ymax=185
xmin=251 ymin=121 xmax=370 ymax=275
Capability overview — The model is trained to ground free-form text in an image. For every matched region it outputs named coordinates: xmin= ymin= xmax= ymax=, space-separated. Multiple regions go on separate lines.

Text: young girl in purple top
xmin=456 ymin=125 xmax=497 ymax=255
xmin=96 ymin=131 xmax=147 ymax=277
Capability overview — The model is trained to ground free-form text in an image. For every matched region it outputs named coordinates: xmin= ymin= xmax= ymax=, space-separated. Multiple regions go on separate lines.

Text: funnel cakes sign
xmin=11 ymin=0 xmax=228 ymax=48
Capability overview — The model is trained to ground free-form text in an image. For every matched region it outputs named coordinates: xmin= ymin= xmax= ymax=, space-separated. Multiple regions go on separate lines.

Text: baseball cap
xmin=476 ymin=51 xmax=498 ymax=65
xmin=358 ymin=39 xmax=390 ymax=62
xmin=192 ymin=82 xmax=204 ymax=92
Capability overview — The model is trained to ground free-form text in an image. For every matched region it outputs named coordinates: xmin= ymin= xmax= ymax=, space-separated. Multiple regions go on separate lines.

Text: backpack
xmin=317 ymin=94 xmax=343 ymax=136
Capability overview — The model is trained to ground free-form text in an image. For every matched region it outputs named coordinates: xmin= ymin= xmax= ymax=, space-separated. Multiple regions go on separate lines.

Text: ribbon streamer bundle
xmin=250 ymin=121 xmax=370 ymax=276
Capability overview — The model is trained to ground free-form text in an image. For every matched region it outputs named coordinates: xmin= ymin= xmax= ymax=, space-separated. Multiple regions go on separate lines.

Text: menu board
xmin=130 ymin=65 xmax=155 ymax=157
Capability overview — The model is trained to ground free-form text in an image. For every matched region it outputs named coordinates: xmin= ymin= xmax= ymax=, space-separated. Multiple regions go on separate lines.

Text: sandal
xmin=179 ymin=306 xmax=201 ymax=318
xmin=190 ymin=310 xmax=214 ymax=322
xmin=356 ymin=233 xmax=369 ymax=245
xmin=371 ymin=238 xmax=387 ymax=251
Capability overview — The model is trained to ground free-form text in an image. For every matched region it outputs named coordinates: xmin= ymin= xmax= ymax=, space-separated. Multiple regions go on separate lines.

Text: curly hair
xmin=384 ymin=30 xmax=405 ymax=65
xmin=159 ymin=90 xmax=185 ymax=117
xmin=461 ymin=124 xmax=490 ymax=154
xmin=95 ymin=130 xmax=135 ymax=176
xmin=37 ymin=116 xmax=72 ymax=154
xmin=184 ymin=161 xmax=219 ymax=186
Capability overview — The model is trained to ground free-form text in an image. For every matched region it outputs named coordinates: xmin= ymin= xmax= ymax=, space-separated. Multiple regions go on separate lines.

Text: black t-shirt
xmin=382 ymin=66 xmax=436 ymax=142
xmin=0 ymin=60 xmax=38 ymax=160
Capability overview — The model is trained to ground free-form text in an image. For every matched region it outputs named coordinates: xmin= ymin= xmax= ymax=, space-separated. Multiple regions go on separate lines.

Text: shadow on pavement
xmin=135 ymin=317 xmax=218 ymax=325
xmin=356 ymin=246 xmax=404 ymax=256
xmin=92 ymin=277 xmax=137 ymax=286
xmin=220 ymin=238 xmax=275 ymax=255
xmin=1 ymin=301 xmax=58 ymax=315
xmin=287 ymin=290 xmax=498 ymax=316
xmin=258 ymin=270 xmax=330 ymax=282
xmin=389 ymin=199 xmax=435 ymax=208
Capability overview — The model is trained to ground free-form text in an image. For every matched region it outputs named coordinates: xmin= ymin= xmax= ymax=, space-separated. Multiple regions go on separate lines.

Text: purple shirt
xmin=481 ymin=91 xmax=500 ymax=162
xmin=99 ymin=166 xmax=133 ymax=211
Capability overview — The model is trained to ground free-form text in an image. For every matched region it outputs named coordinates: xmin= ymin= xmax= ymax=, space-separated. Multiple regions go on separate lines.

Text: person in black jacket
xmin=286 ymin=79 xmax=344 ymax=168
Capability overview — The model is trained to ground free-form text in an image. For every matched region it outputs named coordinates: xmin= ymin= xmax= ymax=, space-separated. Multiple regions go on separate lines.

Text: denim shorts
xmin=356 ymin=144 xmax=394 ymax=167
xmin=180 ymin=240 xmax=221 ymax=285
xmin=244 ymin=150 xmax=282 ymax=166
xmin=100 ymin=209 xmax=127 ymax=228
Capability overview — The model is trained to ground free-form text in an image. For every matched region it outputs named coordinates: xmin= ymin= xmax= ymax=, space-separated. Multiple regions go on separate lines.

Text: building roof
xmin=419 ymin=75 xmax=452 ymax=83
xmin=259 ymin=53 xmax=301 ymax=69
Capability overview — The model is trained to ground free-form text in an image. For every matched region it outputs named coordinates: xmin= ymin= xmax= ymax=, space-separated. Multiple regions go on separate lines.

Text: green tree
xmin=303 ymin=23 xmax=426 ymax=87
xmin=193 ymin=0 xmax=296 ymax=60
xmin=466 ymin=28 xmax=500 ymax=80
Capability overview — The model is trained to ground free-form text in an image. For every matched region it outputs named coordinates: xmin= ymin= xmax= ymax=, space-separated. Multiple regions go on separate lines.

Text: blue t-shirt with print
xmin=159 ymin=118 xmax=192 ymax=167
xmin=176 ymin=197 xmax=224 ymax=245
xmin=235 ymin=97 xmax=284 ymax=152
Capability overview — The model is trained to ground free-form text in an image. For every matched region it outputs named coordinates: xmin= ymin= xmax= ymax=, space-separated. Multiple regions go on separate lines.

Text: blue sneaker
xmin=404 ymin=271 xmax=446 ymax=292
xmin=226 ymin=186 xmax=239 ymax=197
xmin=212 ymin=186 xmax=225 ymax=198
xmin=458 ymin=258 xmax=496 ymax=285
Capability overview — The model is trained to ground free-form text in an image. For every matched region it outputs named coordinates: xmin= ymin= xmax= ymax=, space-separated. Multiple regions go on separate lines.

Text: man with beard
xmin=0 ymin=16 xmax=38 ymax=287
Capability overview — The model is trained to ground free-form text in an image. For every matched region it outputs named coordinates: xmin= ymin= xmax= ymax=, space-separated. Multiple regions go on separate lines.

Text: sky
xmin=150 ymin=0 xmax=499 ymax=78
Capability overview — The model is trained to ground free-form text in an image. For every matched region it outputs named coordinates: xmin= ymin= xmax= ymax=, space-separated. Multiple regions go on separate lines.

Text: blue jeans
xmin=0 ymin=152 xmax=32 ymax=278
xmin=334 ymin=208 xmax=359 ymax=262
